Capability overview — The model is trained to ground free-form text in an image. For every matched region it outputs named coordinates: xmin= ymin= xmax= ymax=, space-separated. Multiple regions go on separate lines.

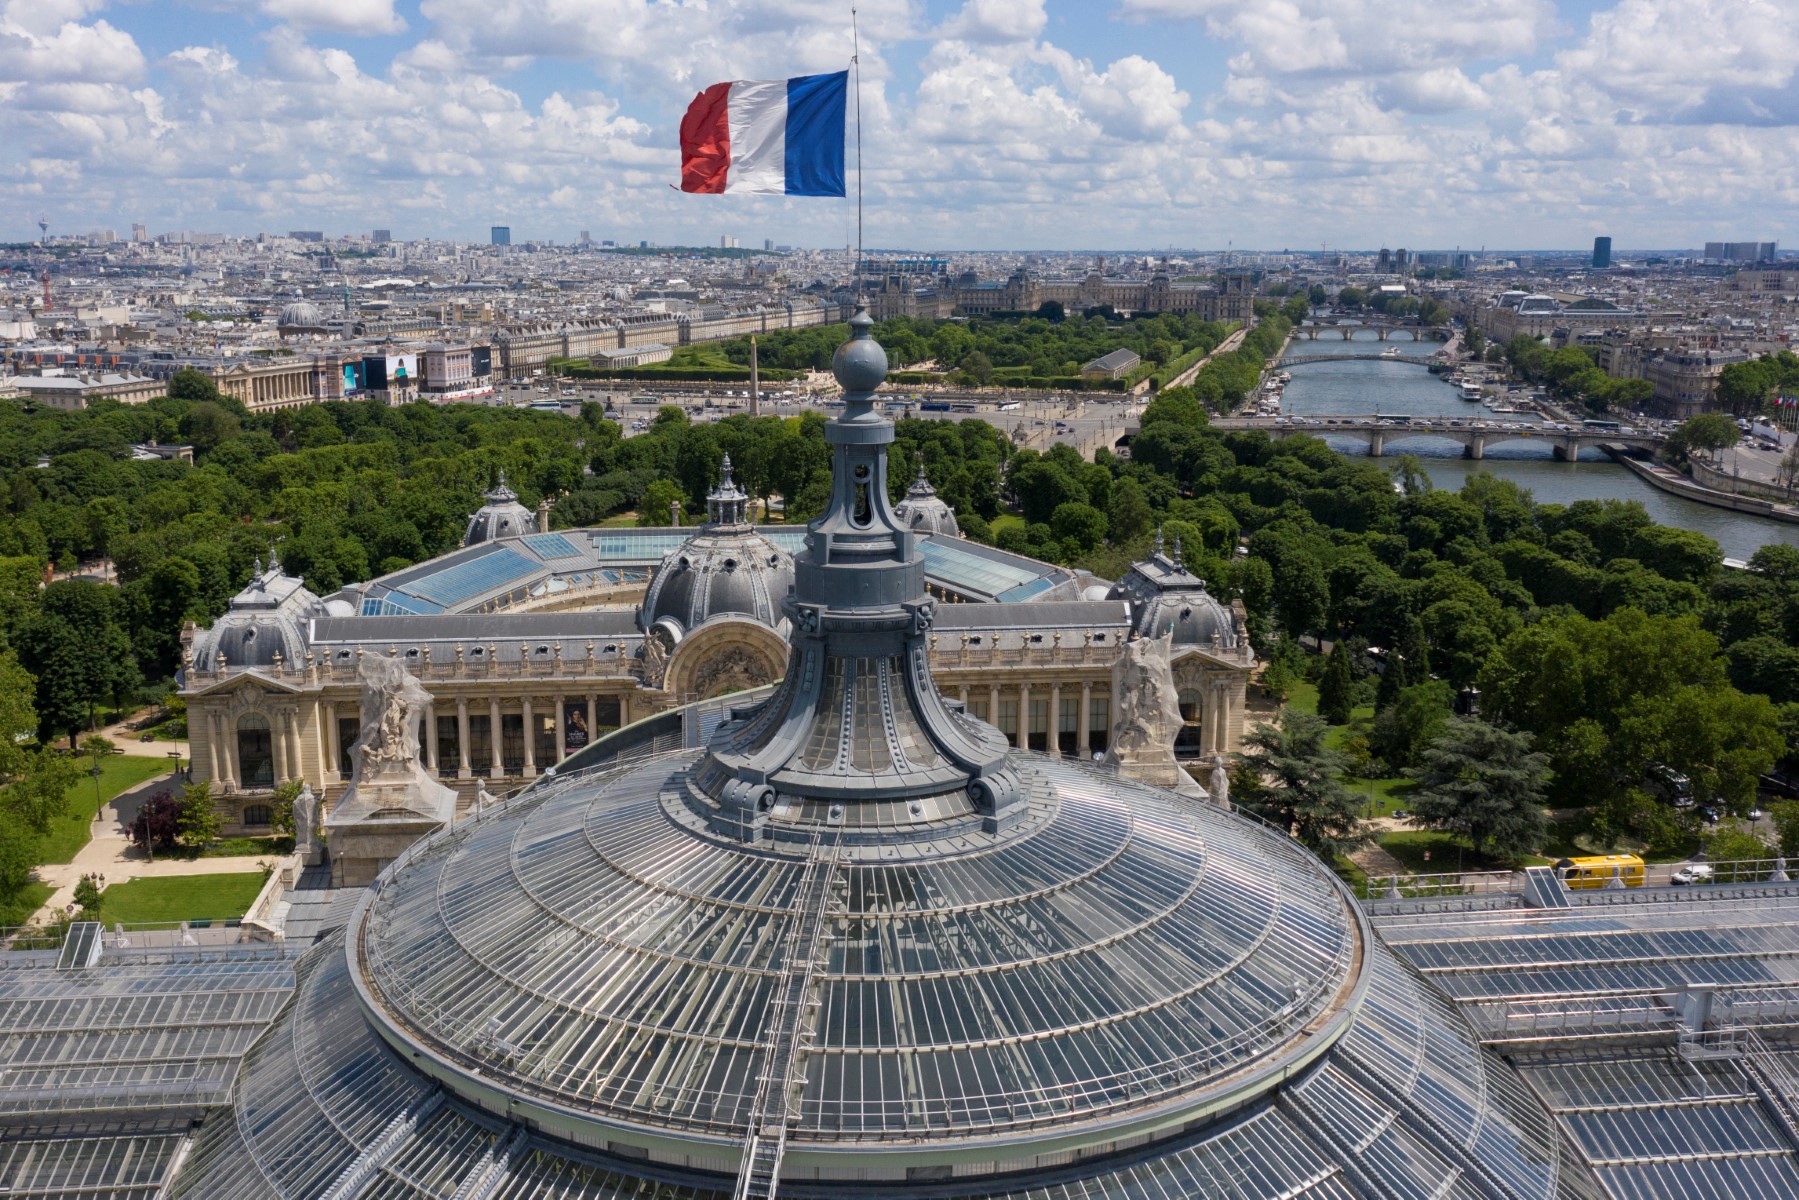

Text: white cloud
xmin=939 ymin=0 xmax=1047 ymax=44
xmin=260 ymin=0 xmax=406 ymax=36
xmin=0 ymin=5 xmax=145 ymax=83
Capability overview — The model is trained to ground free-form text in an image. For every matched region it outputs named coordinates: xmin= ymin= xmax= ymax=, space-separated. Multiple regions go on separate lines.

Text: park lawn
xmin=0 ymin=882 xmax=53 ymax=929
xmin=96 ymin=872 xmax=268 ymax=925
xmin=201 ymin=836 xmax=293 ymax=859
xmin=990 ymin=512 xmax=1027 ymax=539
xmin=37 ymin=756 xmax=173 ymax=865
xmin=1378 ymin=830 xmax=1530 ymax=874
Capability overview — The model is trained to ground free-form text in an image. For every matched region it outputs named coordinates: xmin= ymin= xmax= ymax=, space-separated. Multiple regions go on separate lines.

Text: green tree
xmin=15 ymin=580 xmax=139 ymax=747
xmin=269 ymin=778 xmax=303 ymax=839
xmin=1371 ymin=680 xmax=1452 ymax=770
xmin=1707 ymin=821 xmax=1772 ymax=878
xmin=1050 ymin=502 xmax=1108 ymax=552
xmin=1675 ymin=412 xmax=1739 ymax=461
xmin=638 ymin=479 xmax=686 ymax=527
xmin=1405 ymin=718 xmax=1550 ymax=860
xmin=1236 ymin=710 xmax=1367 ymax=859
xmin=0 ymin=650 xmax=81 ymax=902
xmin=1106 ymin=477 xmax=1154 ymax=545
xmin=1771 ymin=800 xmax=1799 ymax=858
xmin=72 ymin=874 xmax=103 ymax=917
xmin=166 ymin=367 xmax=223 ymax=405
xmin=177 ymin=780 xmax=223 ymax=848
xmin=1318 ymin=641 xmax=1355 ymax=724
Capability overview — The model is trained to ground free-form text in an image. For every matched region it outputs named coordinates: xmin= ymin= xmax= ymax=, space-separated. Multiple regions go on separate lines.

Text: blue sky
xmin=1 ymin=0 xmax=1793 ymax=250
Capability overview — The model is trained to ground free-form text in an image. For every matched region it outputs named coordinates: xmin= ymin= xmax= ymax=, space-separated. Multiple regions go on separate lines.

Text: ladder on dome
xmin=733 ymin=833 xmax=843 ymax=1200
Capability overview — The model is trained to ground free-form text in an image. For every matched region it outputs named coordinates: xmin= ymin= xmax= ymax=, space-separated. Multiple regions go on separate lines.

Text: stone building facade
xmin=179 ymin=473 xmax=1254 ymax=841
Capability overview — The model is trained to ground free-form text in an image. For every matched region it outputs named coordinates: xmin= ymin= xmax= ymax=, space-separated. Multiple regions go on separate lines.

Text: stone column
xmin=1078 ymin=682 xmax=1092 ymax=754
xmin=489 ymin=698 xmax=503 ymax=778
xmin=205 ymin=710 xmax=221 ymax=783
xmin=554 ymin=694 xmax=567 ymax=761
xmin=522 ymin=697 xmax=536 ymax=776
xmin=313 ymin=699 xmax=330 ymax=783
xmin=324 ymin=700 xmax=340 ymax=781
xmin=218 ymin=713 xmax=238 ymax=790
xmin=423 ymin=704 xmax=437 ymax=772
xmin=1050 ymin=683 xmax=1063 ymax=756
xmin=1017 ymin=683 xmax=1031 ymax=750
xmin=457 ymin=698 xmax=471 ymax=779
xmin=988 ymin=683 xmax=1000 ymax=727
xmin=1209 ymin=681 xmax=1227 ymax=754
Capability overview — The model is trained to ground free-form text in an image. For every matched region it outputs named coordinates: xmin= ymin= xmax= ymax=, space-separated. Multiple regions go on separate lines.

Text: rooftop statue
xmin=1104 ymin=629 xmax=1201 ymax=794
xmin=323 ymin=654 xmax=457 ymax=885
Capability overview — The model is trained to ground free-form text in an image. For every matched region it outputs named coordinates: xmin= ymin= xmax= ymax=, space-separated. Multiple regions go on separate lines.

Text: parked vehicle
xmin=1671 ymin=864 xmax=1715 ymax=886
xmin=1556 ymin=854 xmax=1646 ymax=889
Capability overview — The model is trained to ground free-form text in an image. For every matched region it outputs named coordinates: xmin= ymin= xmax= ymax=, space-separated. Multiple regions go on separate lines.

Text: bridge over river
xmin=1276 ymin=352 xmax=1443 ymax=369
xmin=1209 ymin=416 xmax=1666 ymax=460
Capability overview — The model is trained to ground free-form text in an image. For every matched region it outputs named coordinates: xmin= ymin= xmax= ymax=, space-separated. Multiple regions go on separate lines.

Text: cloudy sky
xmin=1 ymin=0 xmax=1792 ymax=250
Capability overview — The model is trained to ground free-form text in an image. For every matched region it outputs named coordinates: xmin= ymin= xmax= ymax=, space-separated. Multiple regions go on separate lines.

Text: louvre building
xmin=9 ymin=315 xmax=1799 ymax=1200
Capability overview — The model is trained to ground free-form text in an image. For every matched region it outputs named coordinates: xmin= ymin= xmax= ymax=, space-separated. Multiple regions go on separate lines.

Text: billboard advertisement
xmin=362 ymin=355 xmax=388 ymax=390
xmin=341 ymin=360 xmax=364 ymax=394
xmin=563 ymin=701 xmax=589 ymax=752
xmin=386 ymin=354 xmax=417 ymax=386
xmin=470 ymin=346 xmax=492 ymax=377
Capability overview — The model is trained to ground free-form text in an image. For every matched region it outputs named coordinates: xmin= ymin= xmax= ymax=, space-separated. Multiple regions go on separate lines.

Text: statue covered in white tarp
xmin=325 ymin=656 xmax=457 ymax=885
xmin=1105 ymin=631 xmax=1201 ymax=795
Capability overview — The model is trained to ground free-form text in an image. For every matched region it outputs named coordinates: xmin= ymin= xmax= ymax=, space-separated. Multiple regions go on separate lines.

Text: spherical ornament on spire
xmin=831 ymin=307 xmax=888 ymax=395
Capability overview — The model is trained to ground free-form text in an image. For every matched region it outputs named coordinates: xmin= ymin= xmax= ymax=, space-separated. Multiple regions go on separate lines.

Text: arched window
xmin=242 ymin=804 xmax=273 ymax=827
xmin=237 ymin=713 xmax=274 ymax=788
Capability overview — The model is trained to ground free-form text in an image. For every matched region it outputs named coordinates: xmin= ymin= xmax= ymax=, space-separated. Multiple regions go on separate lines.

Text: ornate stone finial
xmin=1153 ymin=526 xmax=1164 ymax=561
xmin=251 ymin=555 xmax=264 ymax=579
xmin=720 ymin=453 xmax=735 ymax=487
xmin=1173 ymin=533 xmax=1184 ymax=566
xmin=830 ymin=304 xmax=888 ymax=409
xmin=267 ymin=545 xmax=282 ymax=574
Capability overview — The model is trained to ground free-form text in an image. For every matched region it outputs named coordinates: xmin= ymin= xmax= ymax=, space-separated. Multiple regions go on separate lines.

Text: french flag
xmin=680 ymin=70 xmax=848 ymax=197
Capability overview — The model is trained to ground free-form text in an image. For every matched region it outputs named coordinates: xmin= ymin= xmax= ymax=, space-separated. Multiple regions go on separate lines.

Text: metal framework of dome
xmin=638 ymin=455 xmax=795 ymax=641
xmin=892 ymin=463 xmax=959 ymax=536
xmin=1108 ymin=528 xmax=1242 ymax=650
xmin=463 ymin=471 xmax=538 ymax=546
xmin=276 ymin=298 xmax=324 ymax=330
xmin=166 ymin=310 xmax=1600 ymax=1200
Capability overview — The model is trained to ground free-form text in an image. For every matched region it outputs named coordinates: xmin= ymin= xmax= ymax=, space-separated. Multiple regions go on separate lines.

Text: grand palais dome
xmin=170 ymin=312 xmax=1596 ymax=1200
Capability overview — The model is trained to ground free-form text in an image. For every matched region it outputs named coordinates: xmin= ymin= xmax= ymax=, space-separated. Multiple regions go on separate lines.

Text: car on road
xmin=1671 ymin=864 xmax=1715 ymax=886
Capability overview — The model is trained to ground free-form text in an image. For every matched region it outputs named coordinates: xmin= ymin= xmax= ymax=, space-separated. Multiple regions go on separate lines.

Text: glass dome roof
xmin=353 ymin=750 xmax=1361 ymax=1171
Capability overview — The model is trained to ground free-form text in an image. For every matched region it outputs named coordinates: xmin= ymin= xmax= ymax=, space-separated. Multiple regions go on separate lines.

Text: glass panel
xmin=467 ymin=715 xmax=492 ymax=772
xmin=1028 ymin=697 xmax=1050 ymax=752
xmin=1088 ymin=694 xmax=1110 ymax=752
xmin=237 ymin=716 xmax=273 ymax=787
xmin=435 ymin=715 xmax=459 ymax=775
xmin=337 ymin=717 xmax=359 ymax=776
xmin=534 ymin=713 xmax=557 ymax=766
xmin=500 ymin=714 xmax=525 ymax=774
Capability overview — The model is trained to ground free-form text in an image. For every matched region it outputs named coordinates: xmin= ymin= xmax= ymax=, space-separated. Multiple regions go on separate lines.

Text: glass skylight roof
xmin=357 ymin=754 xmax=1360 ymax=1148
xmin=523 ymin=532 xmax=584 ymax=560
xmin=403 ymin=547 xmax=538 ymax=607
xmin=920 ymin=539 xmax=1047 ymax=598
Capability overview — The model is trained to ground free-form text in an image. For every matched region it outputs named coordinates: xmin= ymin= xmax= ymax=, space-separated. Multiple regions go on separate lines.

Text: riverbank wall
xmin=1606 ymin=448 xmax=1799 ymax=527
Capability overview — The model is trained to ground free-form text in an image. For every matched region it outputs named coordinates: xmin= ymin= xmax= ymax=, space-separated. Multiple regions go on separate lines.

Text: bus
xmin=1582 ymin=419 xmax=1622 ymax=431
xmin=1373 ymin=413 xmax=1412 ymax=424
xmin=1554 ymin=854 xmax=1646 ymax=889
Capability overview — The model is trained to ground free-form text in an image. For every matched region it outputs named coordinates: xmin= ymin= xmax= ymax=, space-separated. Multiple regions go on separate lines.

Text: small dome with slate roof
xmin=462 ymin=471 xmax=537 ymax=547
xmin=893 ymin=462 xmax=960 ymax=536
xmin=1108 ymin=528 xmax=1243 ymax=653
xmin=184 ymin=552 xmax=327 ymax=670
xmin=638 ymin=455 xmax=794 ymax=641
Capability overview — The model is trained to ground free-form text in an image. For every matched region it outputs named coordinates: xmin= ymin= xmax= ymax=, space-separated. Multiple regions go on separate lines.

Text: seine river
xmin=1277 ymin=334 xmax=1799 ymax=560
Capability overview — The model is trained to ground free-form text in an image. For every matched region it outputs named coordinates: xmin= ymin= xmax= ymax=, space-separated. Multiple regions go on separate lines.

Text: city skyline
xmin=1 ymin=0 xmax=1793 ymax=250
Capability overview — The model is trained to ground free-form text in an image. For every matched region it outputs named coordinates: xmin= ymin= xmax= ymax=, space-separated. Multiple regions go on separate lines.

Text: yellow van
xmin=1555 ymin=854 xmax=1646 ymax=890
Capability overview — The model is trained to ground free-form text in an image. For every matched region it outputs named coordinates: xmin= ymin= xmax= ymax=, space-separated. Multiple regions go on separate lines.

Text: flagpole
xmin=852 ymin=6 xmax=863 ymax=295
